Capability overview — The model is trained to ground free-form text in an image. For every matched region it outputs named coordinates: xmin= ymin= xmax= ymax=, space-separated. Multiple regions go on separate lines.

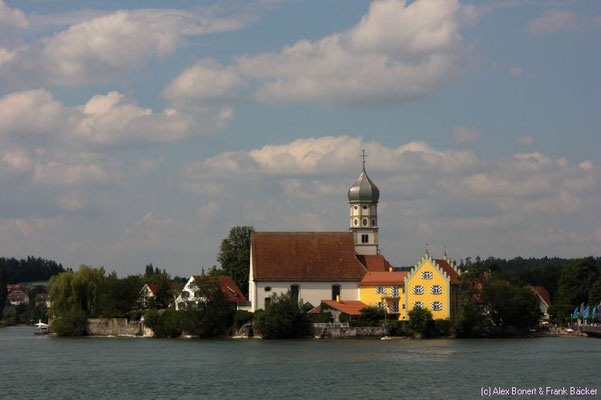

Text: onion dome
xmin=348 ymin=165 xmax=380 ymax=203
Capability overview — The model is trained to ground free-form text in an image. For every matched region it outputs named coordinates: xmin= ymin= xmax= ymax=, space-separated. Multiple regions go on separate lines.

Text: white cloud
xmin=0 ymin=89 xmax=232 ymax=149
xmin=163 ymin=59 xmax=246 ymax=104
xmin=452 ymin=126 xmax=482 ymax=144
xmin=0 ymin=1 xmax=28 ymax=30
xmin=230 ymin=0 xmax=469 ymax=106
xmin=1 ymin=150 xmax=32 ymax=170
xmin=1 ymin=8 xmax=246 ymax=85
xmin=515 ymin=136 xmax=534 ymax=146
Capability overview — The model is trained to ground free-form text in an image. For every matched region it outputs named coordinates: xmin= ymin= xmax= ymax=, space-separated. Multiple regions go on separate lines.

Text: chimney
xmin=336 ymin=294 xmax=340 ymax=303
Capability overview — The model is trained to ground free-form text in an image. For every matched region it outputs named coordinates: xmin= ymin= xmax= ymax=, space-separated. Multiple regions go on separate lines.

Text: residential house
xmin=8 ymin=291 xmax=29 ymax=306
xmin=532 ymin=286 xmax=552 ymax=320
xmin=175 ymin=276 xmax=247 ymax=310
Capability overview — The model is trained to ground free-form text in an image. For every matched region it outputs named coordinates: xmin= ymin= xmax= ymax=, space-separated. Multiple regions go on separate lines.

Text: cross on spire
xmin=361 ymin=149 xmax=367 ymax=170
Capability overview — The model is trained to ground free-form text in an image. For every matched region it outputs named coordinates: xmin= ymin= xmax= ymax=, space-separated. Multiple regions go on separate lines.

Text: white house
xmin=175 ymin=275 xmax=247 ymax=310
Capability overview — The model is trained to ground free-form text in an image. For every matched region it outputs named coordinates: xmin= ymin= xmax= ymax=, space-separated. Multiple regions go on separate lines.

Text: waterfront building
xmin=359 ymin=271 xmax=409 ymax=320
xmin=175 ymin=275 xmax=247 ymax=310
xmin=137 ymin=283 xmax=179 ymax=309
xmin=403 ymin=252 xmax=461 ymax=320
xmin=8 ymin=291 xmax=29 ymax=306
xmin=532 ymin=286 xmax=552 ymax=320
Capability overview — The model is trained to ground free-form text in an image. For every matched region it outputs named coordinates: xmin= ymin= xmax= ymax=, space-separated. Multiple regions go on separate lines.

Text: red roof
xmin=434 ymin=259 xmax=460 ymax=285
xmin=532 ymin=286 xmax=552 ymax=307
xmin=319 ymin=300 xmax=367 ymax=316
xmin=251 ymin=232 xmax=366 ymax=281
xmin=359 ymin=271 xmax=408 ymax=286
xmin=192 ymin=276 xmax=248 ymax=303
xmin=147 ymin=283 xmax=178 ymax=294
xmin=356 ymin=255 xmax=394 ymax=272
xmin=7 ymin=284 xmax=23 ymax=292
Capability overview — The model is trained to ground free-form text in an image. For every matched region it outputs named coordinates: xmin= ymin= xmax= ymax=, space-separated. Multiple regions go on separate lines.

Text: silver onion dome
xmin=348 ymin=165 xmax=380 ymax=203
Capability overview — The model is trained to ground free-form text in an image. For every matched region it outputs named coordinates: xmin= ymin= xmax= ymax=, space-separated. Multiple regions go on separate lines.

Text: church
xmin=246 ymin=153 xmax=461 ymax=320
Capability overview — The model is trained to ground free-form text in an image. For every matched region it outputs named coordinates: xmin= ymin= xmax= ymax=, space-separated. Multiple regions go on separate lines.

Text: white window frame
xmin=412 ymin=285 xmax=423 ymax=295
xmin=421 ymin=271 xmax=433 ymax=280
xmin=375 ymin=286 xmax=386 ymax=295
xmin=413 ymin=301 xmax=424 ymax=309
xmin=431 ymin=285 xmax=442 ymax=295
xmin=431 ymin=301 xmax=443 ymax=311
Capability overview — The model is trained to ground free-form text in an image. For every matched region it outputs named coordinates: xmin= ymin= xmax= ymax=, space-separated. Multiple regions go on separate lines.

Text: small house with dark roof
xmin=8 ymin=291 xmax=29 ymax=306
xmin=532 ymin=286 xmax=552 ymax=320
xmin=175 ymin=275 xmax=247 ymax=310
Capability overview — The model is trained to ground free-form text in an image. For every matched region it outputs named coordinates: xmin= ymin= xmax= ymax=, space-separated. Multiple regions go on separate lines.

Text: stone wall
xmin=87 ymin=318 xmax=142 ymax=337
xmin=313 ymin=325 xmax=389 ymax=338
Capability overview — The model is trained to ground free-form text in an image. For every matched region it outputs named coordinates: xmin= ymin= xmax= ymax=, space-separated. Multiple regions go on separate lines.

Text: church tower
xmin=348 ymin=150 xmax=380 ymax=255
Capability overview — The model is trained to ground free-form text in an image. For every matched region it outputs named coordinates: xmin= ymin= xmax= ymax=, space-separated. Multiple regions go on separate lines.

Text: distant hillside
xmin=0 ymin=256 xmax=67 ymax=284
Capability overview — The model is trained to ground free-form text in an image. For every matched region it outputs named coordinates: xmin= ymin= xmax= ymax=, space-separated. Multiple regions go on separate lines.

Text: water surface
xmin=1 ymin=327 xmax=598 ymax=399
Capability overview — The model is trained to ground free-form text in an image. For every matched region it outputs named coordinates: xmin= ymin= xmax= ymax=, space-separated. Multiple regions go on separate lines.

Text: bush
xmin=253 ymin=292 xmax=311 ymax=339
xmin=351 ymin=306 xmax=385 ymax=327
xmin=386 ymin=320 xmax=407 ymax=336
xmin=407 ymin=308 xmax=433 ymax=338
xmin=50 ymin=310 xmax=88 ymax=336
xmin=234 ymin=310 xmax=253 ymax=329
xmin=309 ymin=311 xmax=333 ymax=323
xmin=433 ymin=319 xmax=451 ymax=337
xmin=143 ymin=309 xmax=164 ymax=338
xmin=160 ymin=309 xmax=184 ymax=338
xmin=129 ymin=310 xmax=145 ymax=322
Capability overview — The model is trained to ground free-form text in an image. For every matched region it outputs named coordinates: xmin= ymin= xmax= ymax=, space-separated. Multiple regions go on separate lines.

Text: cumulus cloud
xmin=0 ymin=0 xmax=28 ymax=30
xmin=0 ymin=89 xmax=232 ymax=148
xmin=1 ymin=8 xmax=246 ymax=85
xmin=452 ymin=126 xmax=482 ymax=144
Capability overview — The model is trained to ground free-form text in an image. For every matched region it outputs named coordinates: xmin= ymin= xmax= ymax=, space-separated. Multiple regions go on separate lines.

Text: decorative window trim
xmin=389 ymin=302 xmax=399 ymax=313
xmin=375 ymin=286 xmax=386 ymax=295
xmin=421 ymin=271 xmax=433 ymax=280
xmin=375 ymin=302 xmax=384 ymax=309
xmin=413 ymin=301 xmax=424 ymax=309
xmin=362 ymin=218 xmax=368 ymax=226
xmin=431 ymin=285 xmax=442 ymax=295
xmin=431 ymin=301 xmax=443 ymax=311
xmin=390 ymin=286 xmax=400 ymax=297
xmin=412 ymin=285 xmax=423 ymax=295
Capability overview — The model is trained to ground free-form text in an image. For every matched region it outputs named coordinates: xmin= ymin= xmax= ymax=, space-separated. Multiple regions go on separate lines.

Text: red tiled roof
xmin=434 ymin=259 xmax=460 ymax=285
xmin=320 ymin=300 xmax=367 ymax=316
xmin=251 ymin=232 xmax=366 ymax=281
xmin=532 ymin=286 xmax=552 ymax=307
xmin=191 ymin=276 xmax=248 ymax=303
xmin=356 ymin=254 xmax=395 ymax=272
xmin=147 ymin=283 xmax=178 ymax=294
xmin=359 ymin=271 xmax=408 ymax=286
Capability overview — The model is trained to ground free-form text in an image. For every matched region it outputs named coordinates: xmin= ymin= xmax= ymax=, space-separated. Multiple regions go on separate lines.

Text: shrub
xmin=433 ymin=319 xmax=451 ymax=337
xmin=50 ymin=310 xmax=88 ymax=336
xmin=143 ymin=309 xmax=165 ymax=338
xmin=351 ymin=306 xmax=385 ymax=327
xmin=309 ymin=311 xmax=333 ymax=324
xmin=129 ymin=310 xmax=145 ymax=322
xmin=253 ymin=292 xmax=311 ymax=339
xmin=160 ymin=309 xmax=184 ymax=338
xmin=234 ymin=310 xmax=253 ymax=329
xmin=386 ymin=320 xmax=407 ymax=336
xmin=407 ymin=308 xmax=433 ymax=338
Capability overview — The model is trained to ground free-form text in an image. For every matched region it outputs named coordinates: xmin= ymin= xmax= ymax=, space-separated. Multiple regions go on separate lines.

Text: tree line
xmin=0 ymin=256 xmax=66 ymax=284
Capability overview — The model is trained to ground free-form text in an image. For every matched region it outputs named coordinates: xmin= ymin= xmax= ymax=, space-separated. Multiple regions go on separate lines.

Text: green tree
xmin=145 ymin=270 xmax=173 ymax=309
xmin=353 ymin=306 xmax=385 ymax=326
xmin=487 ymin=280 xmax=541 ymax=331
xmin=49 ymin=265 xmax=106 ymax=320
xmin=253 ymin=292 xmax=311 ymax=339
xmin=216 ymin=226 xmax=255 ymax=297
xmin=99 ymin=273 xmax=144 ymax=317
xmin=407 ymin=308 xmax=433 ymax=337
xmin=182 ymin=278 xmax=235 ymax=337
xmin=50 ymin=309 xmax=88 ymax=336
xmin=557 ymin=257 xmax=599 ymax=311
xmin=589 ymin=278 xmax=601 ymax=306
xmin=0 ymin=263 xmax=7 ymax=318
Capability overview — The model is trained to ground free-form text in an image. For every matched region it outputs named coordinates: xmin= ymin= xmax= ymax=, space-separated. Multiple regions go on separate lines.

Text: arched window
xmin=372 ymin=219 xmax=376 ymax=226
xmin=361 ymin=234 xmax=369 ymax=243
xmin=362 ymin=218 xmax=367 ymax=226
xmin=354 ymin=218 xmax=358 ymax=226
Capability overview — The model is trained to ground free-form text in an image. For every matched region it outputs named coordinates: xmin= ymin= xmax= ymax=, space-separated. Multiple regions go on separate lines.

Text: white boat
xmin=34 ymin=320 xmax=50 ymax=335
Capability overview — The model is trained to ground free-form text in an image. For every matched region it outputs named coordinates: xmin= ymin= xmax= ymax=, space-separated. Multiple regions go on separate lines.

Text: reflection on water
xmin=0 ymin=326 xmax=598 ymax=399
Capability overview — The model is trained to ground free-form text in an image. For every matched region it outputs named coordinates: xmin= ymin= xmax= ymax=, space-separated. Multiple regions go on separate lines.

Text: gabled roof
xmin=356 ymin=254 xmax=394 ymax=272
xmin=146 ymin=283 xmax=178 ymax=294
xmin=433 ymin=258 xmax=460 ymax=285
xmin=191 ymin=276 xmax=248 ymax=303
xmin=8 ymin=291 xmax=28 ymax=301
xmin=251 ymin=232 xmax=366 ymax=281
xmin=532 ymin=286 xmax=552 ymax=307
xmin=359 ymin=271 xmax=408 ymax=286
xmin=312 ymin=300 xmax=367 ymax=316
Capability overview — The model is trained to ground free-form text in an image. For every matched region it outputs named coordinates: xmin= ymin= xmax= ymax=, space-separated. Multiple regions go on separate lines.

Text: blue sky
xmin=0 ymin=0 xmax=599 ymax=276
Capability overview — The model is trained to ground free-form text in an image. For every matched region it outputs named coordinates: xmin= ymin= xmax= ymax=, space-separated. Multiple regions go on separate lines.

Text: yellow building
xmin=359 ymin=271 xmax=409 ymax=320
xmin=404 ymin=252 xmax=461 ymax=320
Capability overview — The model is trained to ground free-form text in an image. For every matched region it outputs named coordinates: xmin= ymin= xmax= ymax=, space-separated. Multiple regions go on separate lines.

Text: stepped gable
xmin=532 ymin=286 xmax=552 ymax=307
xmin=251 ymin=232 xmax=367 ymax=281
xmin=359 ymin=271 xmax=408 ymax=286
xmin=356 ymin=254 xmax=394 ymax=272
xmin=433 ymin=258 xmax=460 ymax=285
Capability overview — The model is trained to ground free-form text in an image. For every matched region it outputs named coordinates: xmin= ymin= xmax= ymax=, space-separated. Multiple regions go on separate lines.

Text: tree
xmin=407 ymin=308 xmax=433 ymax=337
xmin=589 ymin=278 xmax=601 ymax=306
xmin=253 ymin=292 xmax=311 ymax=339
xmin=182 ymin=278 xmax=235 ymax=337
xmin=557 ymin=257 xmax=599 ymax=311
xmin=48 ymin=265 xmax=106 ymax=318
xmin=0 ymin=263 xmax=7 ymax=318
xmin=216 ymin=226 xmax=255 ymax=297
xmin=487 ymin=280 xmax=541 ymax=331
xmin=354 ymin=306 xmax=385 ymax=326
xmin=99 ymin=273 xmax=144 ymax=317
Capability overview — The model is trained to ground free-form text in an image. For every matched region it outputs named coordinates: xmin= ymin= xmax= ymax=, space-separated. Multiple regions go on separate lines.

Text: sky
xmin=0 ymin=0 xmax=600 ymax=276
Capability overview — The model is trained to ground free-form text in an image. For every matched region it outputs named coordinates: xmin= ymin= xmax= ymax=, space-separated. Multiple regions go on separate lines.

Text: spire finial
xmin=361 ymin=149 xmax=367 ymax=170
xmin=425 ymin=243 xmax=429 ymax=256
xmin=444 ymin=245 xmax=448 ymax=258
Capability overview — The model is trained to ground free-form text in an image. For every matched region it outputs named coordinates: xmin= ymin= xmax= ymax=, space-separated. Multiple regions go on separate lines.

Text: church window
xmin=421 ymin=271 xmax=433 ymax=280
xmin=413 ymin=301 xmax=424 ymax=309
xmin=331 ymin=284 xmax=341 ymax=300
xmin=354 ymin=205 xmax=358 ymax=210
xmin=372 ymin=219 xmax=376 ymax=226
xmin=362 ymin=218 xmax=368 ymax=226
xmin=375 ymin=286 xmax=386 ymax=295
xmin=290 ymin=285 xmax=299 ymax=303
xmin=361 ymin=234 xmax=369 ymax=243
xmin=389 ymin=302 xmax=399 ymax=313
xmin=354 ymin=218 xmax=358 ymax=226
xmin=362 ymin=205 xmax=368 ymax=210
xmin=431 ymin=285 xmax=442 ymax=295
xmin=264 ymin=287 xmax=271 ymax=292
xmin=431 ymin=301 xmax=443 ymax=311
xmin=413 ymin=285 xmax=423 ymax=295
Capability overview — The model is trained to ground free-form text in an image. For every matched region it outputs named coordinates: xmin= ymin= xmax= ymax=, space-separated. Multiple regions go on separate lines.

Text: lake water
xmin=1 ymin=326 xmax=599 ymax=399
